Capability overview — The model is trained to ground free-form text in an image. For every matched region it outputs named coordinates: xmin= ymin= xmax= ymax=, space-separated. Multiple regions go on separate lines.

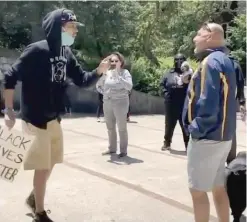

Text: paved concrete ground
xmin=0 ymin=114 xmax=246 ymax=222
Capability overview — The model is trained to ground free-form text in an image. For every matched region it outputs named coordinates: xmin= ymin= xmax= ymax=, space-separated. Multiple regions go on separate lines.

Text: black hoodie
xmin=4 ymin=9 xmax=98 ymax=128
xmin=228 ymin=56 xmax=246 ymax=105
xmin=160 ymin=68 xmax=190 ymax=106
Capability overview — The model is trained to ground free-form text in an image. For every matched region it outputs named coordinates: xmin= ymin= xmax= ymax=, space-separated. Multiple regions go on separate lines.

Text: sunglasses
xmin=110 ymin=60 xmax=119 ymax=63
xmin=202 ymin=22 xmax=212 ymax=32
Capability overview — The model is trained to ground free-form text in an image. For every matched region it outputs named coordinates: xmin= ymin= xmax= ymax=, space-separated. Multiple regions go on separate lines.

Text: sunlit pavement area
xmin=0 ymin=114 xmax=246 ymax=222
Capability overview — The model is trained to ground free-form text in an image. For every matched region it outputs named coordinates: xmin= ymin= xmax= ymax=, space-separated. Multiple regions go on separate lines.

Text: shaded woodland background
xmin=0 ymin=1 xmax=246 ymax=96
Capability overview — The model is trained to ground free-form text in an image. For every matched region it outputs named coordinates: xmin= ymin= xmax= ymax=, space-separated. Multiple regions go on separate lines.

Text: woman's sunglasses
xmin=202 ymin=22 xmax=212 ymax=32
xmin=110 ymin=60 xmax=119 ymax=63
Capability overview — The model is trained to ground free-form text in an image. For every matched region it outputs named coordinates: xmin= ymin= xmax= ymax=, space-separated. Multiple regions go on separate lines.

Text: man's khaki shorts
xmin=22 ymin=120 xmax=64 ymax=171
xmin=187 ymin=138 xmax=232 ymax=192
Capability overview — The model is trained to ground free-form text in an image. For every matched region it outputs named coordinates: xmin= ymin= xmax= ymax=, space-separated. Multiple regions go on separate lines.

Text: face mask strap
xmin=60 ymin=46 xmax=65 ymax=57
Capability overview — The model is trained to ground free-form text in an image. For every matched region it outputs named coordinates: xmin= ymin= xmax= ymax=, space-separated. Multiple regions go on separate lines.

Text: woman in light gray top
xmin=96 ymin=52 xmax=133 ymax=158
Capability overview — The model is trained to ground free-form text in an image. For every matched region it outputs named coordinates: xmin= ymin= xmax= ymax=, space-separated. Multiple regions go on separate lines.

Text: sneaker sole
xmin=25 ymin=203 xmax=35 ymax=216
xmin=102 ymin=152 xmax=116 ymax=155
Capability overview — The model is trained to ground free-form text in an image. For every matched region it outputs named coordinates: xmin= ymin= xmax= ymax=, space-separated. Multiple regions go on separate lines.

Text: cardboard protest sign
xmin=0 ymin=125 xmax=35 ymax=182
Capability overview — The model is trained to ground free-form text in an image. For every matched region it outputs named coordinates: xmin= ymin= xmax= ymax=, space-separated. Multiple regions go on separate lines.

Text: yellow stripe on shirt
xmin=220 ymin=72 xmax=229 ymax=139
xmin=188 ymin=56 xmax=208 ymax=124
xmin=200 ymin=56 xmax=209 ymax=95
xmin=188 ymin=78 xmax=195 ymax=123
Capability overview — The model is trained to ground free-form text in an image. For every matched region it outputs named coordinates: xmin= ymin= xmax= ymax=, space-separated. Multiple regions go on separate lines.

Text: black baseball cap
xmin=61 ymin=9 xmax=84 ymax=27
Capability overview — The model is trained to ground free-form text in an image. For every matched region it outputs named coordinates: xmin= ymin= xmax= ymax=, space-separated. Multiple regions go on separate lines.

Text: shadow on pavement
xmin=108 ymin=154 xmax=144 ymax=165
xmin=99 ymin=120 xmax=138 ymax=124
xmin=25 ymin=213 xmax=34 ymax=218
xmin=127 ymin=120 xmax=138 ymax=124
xmin=170 ymin=149 xmax=187 ymax=156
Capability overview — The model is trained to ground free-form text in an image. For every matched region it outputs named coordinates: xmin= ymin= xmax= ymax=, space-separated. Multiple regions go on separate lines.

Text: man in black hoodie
xmin=160 ymin=53 xmax=192 ymax=151
xmin=227 ymin=52 xmax=246 ymax=164
xmin=3 ymin=9 xmax=109 ymax=222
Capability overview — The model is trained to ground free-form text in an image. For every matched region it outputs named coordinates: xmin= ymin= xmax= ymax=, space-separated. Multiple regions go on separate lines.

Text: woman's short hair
xmin=111 ymin=52 xmax=125 ymax=68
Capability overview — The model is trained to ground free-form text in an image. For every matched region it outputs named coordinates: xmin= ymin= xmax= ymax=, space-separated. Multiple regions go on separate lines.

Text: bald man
xmin=183 ymin=23 xmax=236 ymax=222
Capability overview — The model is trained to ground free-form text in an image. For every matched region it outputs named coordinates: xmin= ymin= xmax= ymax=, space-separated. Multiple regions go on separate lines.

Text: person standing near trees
xmin=225 ymin=44 xmax=246 ymax=165
xmin=96 ymin=86 xmax=104 ymax=122
xmin=3 ymin=8 xmax=110 ymax=222
xmin=160 ymin=53 xmax=193 ymax=152
xmin=63 ymin=78 xmax=73 ymax=116
xmin=127 ymin=90 xmax=131 ymax=121
xmin=182 ymin=22 xmax=236 ymax=222
xmin=0 ymin=69 xmax=4 ymax=115
xmin=96 ymin=52 xmax=133 ymax=158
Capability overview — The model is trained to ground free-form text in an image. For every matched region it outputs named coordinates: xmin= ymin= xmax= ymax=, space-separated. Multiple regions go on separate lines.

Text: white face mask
xmin=61 ymin=32 xmax=75 ymax=46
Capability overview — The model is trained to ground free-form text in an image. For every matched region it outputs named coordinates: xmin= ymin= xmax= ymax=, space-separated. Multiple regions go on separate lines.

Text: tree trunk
xmin=92 ymin=18 xmax=103 ymax=58
xmin=143 ymin=22 xmax=160 ymax=67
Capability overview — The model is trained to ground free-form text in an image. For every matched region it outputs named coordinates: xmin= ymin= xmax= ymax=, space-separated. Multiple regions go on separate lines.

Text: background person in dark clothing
xmin=96 ymin=79 xmax=104 ymax=122
xmin=64 ymin=91 xmax=72 ymax=115
xmin=226 ymin=49 xmax=246 ymax=164
xmin=160 ymin=53 xmax=192 ymax=151
xmin=63 ymin=79 xmax=73 ymax=116
xmin=127 ymin=90 xmax=131 ymax=121
xmin=96 ymin=92 xmax=103 ymax=122
xmin=0 ymin=70 xmax=4 ymax=116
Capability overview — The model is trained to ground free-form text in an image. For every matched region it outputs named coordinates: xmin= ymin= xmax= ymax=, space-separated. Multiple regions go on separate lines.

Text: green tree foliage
xmin=0 ymin=1 xmax=245 ymax=95
xmin=227 ymin=14 xmax=246 ymax=70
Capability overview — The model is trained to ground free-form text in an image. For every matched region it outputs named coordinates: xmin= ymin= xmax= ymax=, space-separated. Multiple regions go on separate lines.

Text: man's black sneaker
xmin=161 ymin=143 xmax=171 ymax=151
xmin=26 ymin=191 xmax=36 ymax=215
xmin=33 ymin=211 xmax=53 ymax=222
xmin=118 ymin=153 xmax=127 ymax=158
xmin=185 ymin=141 xmax=188 ymax=151
xmin=102 ymin=150 xmax=116 ymax=155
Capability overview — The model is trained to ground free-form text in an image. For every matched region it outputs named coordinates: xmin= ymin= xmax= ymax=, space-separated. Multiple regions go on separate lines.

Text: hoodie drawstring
xmin=60 ymin=46 xmax=66 ymax=81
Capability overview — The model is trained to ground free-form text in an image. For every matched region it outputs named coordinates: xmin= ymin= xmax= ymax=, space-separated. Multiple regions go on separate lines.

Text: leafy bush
xmin=227 ymin=14 xmax=246 ymax=75
xmin=130 ymin=57 xmax=163 ymax=96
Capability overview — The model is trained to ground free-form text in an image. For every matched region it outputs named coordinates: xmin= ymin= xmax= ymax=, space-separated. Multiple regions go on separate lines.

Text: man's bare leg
xmin=33 ymin=169 xmax=52 ymax=213
xmin=212 ymin=186 xmax=230 ymax=222
xmin=26 ymin=166 xmax=54 ymax=213
xmin=190 ymin=189 xmax=210 ymax=222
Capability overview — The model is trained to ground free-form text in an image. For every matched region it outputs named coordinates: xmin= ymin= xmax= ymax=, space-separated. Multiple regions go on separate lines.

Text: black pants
xmin=127 ymin=106 xmax=130 ymax=118
xmin=64 ymin=92 xmax=71 ymax=113
xmin=97 ymin=93 xmax=103 ymax=118
xmin=164 ymin=102 xmax=189 ymax=148
xmin=127 ymin=93 xmax=131 ymax=118
xmin=0 ymin=90 xmax=4 ymax=116
xmin=227 ymin=132 xmax=237 ymax=164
